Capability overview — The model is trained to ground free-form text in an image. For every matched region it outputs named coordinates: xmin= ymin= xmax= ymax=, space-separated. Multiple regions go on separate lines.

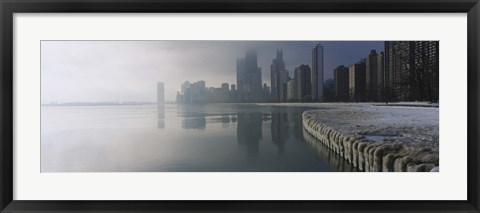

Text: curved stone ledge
xmin=302 ymin=110 xmax=439 ymax=172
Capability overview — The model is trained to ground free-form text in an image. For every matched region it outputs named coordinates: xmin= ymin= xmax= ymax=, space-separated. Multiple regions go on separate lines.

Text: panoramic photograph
xmin=41 ymin=40 xmax=439 ymax=172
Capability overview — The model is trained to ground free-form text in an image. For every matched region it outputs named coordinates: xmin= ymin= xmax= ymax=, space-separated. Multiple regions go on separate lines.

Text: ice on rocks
xmin=299 ymin=103 xmax=439 ymax=172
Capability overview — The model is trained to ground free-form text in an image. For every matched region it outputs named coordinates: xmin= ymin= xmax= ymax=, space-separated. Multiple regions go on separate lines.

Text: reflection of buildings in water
xmin=302 ymin=127 xmax=358 ymax=172
xmin=157 ymin=104 xmax=165 ymax=129
xmin=177 ymin=104 xmax=207 ymax=129
xmin=236 ymin=113 xmax=263 ymax=156
xmin=221 ymin=115 xmax=231 ymax=123
xmin=202 ymin=115 xmax=233 ymax=128
xmin=270 ymin=113 xmax=289 ymax=154
xmin=182 ymin=117 xmax=206 ymax=129
xmin=157 ymin=119 xmax=165 ymax=129
xmin=292 ymin=112 xmax=304 ymax=139
xmin=262 ymin=114 xmax=271 ymax=122
xmin=221 ymin=115 xmax=230 ymax=128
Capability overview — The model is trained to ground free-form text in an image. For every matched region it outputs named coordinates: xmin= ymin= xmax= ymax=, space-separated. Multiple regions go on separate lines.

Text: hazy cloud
xmin=41 ymin=40 xmax=383 ymax=103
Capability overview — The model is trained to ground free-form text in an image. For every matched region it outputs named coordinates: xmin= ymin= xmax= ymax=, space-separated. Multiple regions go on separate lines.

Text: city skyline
xmin=41 ymin=41 xmax=383 ymax=103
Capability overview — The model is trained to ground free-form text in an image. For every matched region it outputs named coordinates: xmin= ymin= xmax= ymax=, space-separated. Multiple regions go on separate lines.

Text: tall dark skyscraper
xmin=349 ymin=59 xmax=366 ymax=102
xmin=334 ymin=65 xmax=350 ymax=102
xmin=270 ymin=49 xmax=289 ymax=102
xmin=376 ymin=51 xmax=385 ymax=101
xmin=236 ymin=49 xmax=263 ymax=102
xmin=236 ymin=57 xmax=246 ymax=101
xmin=365 ymin=50 xmax=378 ymax=101
xmin=384 ymin=41 xmax=396 ymax=102
xmin=294 ymin=64 xmax=312 ymax=102
xmin=312 ymin=43 xmax=324 ymax=102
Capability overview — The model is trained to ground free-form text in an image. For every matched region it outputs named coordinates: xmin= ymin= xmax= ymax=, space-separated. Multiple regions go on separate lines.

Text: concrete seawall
xmin=302 ymin=110 xmax=439 ymax=172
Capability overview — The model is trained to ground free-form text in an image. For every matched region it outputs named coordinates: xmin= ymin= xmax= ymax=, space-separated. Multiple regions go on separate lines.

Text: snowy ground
xmin=258 ymin=102 xmax=439 ymax=150
xmin=255 ymin=102 xmax=439 ymax=171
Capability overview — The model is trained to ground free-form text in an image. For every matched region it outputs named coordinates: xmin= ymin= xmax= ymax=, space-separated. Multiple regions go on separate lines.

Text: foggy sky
xmin=41 ymin=41 xmax=383 ymax=103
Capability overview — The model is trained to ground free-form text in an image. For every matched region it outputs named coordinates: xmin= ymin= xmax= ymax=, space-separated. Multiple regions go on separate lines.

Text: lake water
xmin=41 ymin=104 xmax=356 ymax=172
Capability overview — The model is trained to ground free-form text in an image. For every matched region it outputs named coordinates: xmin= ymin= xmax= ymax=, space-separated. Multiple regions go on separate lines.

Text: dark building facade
xmin=349 ymin=60 xmax=366 ymax=102
xmin=236 ymin=49 xmax=263 ymax=102
xmin=294 ymin=64 xmax=312 ymax=102
xmin=334 ymin=65 xmax=350 ymax=102
xmin=270 ymin=49 xmax=289 ymax=102
xmin=384 ymin=41 xmax=439 ymax=102
xmin=365 ymin=50 xmax=378 ymax=101
xmin=178 ymin=80 xmax=207 ymax=103
xmin=312 ymin=43 xmax=324 ymax=102
xmin=376 ymin=51 xmax=385 ymax=101
xmin=311 ymin=44 xmax=324 ymax=102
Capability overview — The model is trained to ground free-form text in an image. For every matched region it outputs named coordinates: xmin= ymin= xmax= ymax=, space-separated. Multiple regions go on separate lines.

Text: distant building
xmin=236 ymin=57 xmax=246 ymax=101
xmin=236 ymin=49 xmax=263 ymax=102
xmin=178 ymin=80 xmax=236 ymax=103
xmin=157 ymin=82 xmax=165 ymax=127
xmin=294 ymin=64 xmax=312 ymax=102
xmin=157 ymin=82 xmax=164 ymax=104
xmin=181 ymin=81 xmax=191 ymax=95
xmin=221 ymin=83 xmax=229 ymax=92
xmin=349 ymin=60 xmax=366 ymax=102
xmin=384 ymin=41 xmax=397 ymax=102
xmin=334 ymin=65 xmax=350 ymax=102
xmin=181 ymin=80 xmax=207 ymax=103
xmin=263 ymin=83 xmax=271 ymax=101
xmin=176 ymin=91 xmax=182 ymax=103
xmin=323 ymin=79 xmax=334 ymax=102
xmin=376 ymin=51 xmax=385 ymax=101
xmin=230 ymin=84 xmax=237 ymax=102
xmin=270 ymin=49 xmax=289 ymax=102
xmin=206 ymin=87 xmax=229 ymax=103
xmin=287 ymin=79 xmax=296 ymax=101
xmin=312 ymin=43 xmax=324 ymax=102
xmin=365 ymin=50 xmax=378 ymax=101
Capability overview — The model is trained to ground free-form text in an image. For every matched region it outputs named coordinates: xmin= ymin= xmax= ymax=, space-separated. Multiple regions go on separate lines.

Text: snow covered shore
xmin=298 ymin=103 xmax=439 ymax=172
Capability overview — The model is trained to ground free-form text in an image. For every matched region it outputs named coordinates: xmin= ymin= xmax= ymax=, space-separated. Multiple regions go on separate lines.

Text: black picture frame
xmin=1 ymin=0 xmax=479 ymax=212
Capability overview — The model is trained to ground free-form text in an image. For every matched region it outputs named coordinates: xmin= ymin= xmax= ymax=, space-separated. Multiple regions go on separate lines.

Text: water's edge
xmin=302 ymin=110 xmax=439 ymax=172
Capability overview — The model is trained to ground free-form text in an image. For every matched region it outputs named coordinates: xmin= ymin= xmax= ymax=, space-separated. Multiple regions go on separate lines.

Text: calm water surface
xmin=41 ymin=104 xmax=355 ymax=172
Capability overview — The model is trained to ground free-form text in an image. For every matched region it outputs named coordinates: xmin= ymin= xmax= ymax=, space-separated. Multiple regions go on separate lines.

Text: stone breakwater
xmin=302 ymin=108 xmax=439 ymax=172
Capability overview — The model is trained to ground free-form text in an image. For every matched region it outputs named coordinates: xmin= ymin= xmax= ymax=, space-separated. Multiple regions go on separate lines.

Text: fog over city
xmin=41 ymin=41 xmax=383 ymax=103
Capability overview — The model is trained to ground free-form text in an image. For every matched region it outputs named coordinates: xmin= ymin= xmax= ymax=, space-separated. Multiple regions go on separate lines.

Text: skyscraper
xmin=157 ymin=82 xmax=165 ymax=127
xmin=157 ymin=82 xmax=164 ymax=105
xmin=413 ymin=41 xmax=439 ymax=102
xmin=384 ymin=41 xmax=439 ymax=102
xmin=181 ymin=81 xmax=191 ymax=95
xmin=384 ymin=41 xmax=397 ymax=102
xmin=221 ymin=83 xmax=229 ymax=92
xmin=236 ymin=49 xmax=263 ymax=102
xmin=236 ymin=57 xmax=245 ymax=101
xmin=270 ymin=49 xmax=289 ymax=102
xmin=312 ymin=43 xmax=324 ymax=102
xmin=287 ymin=79 xmax=296 ymax=101
xmin=349 ymin=59 xmax=366 ymax=102
xmin=263 ymin=83 xmax=271 ymax=101
xmin=334 ymin=65 xmax=350 ymax=102
xmin=365 ymin=50 xmax=378 ymax=101
xmin=294 ymin=64 xmax=312 ymax=102
xmin=376 ymin=51 xmax=385 ymax=101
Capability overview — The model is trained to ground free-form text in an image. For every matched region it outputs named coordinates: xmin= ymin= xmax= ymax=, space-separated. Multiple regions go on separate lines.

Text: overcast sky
xmin=41 ymin=41 xmax=383 ymax=103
